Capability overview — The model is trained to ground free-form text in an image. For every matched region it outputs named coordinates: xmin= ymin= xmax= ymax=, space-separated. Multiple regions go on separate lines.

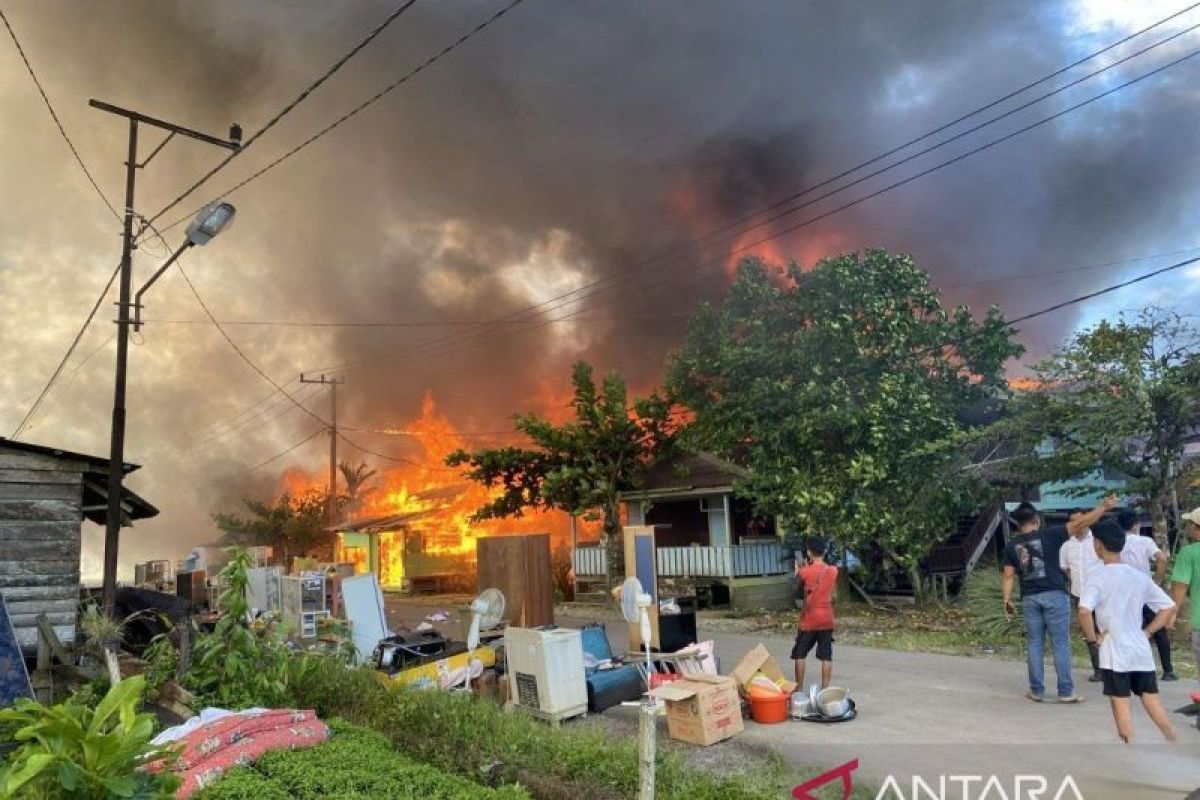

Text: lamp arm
xmin=133 ymin=240 xmax=194 ymax=329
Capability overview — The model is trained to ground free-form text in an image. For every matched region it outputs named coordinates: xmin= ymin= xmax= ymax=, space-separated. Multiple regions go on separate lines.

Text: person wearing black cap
xmin=1078 ymin=520 xmax=1177 ymax=743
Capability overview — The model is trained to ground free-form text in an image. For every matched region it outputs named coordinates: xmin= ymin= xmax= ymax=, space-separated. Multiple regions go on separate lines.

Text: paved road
xmin=387 ymin=598 xmax=1200 ymax=799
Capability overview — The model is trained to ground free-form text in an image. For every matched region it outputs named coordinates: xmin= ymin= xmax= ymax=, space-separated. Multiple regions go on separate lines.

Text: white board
xmin=341 ymin=574 xmax=387 ymax=666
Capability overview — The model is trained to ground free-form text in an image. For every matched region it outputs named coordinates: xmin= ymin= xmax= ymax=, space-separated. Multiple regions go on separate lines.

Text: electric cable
xmin=142 ymin=0 xmax=422 ymax=228
xmin=148 ymin=0 xmax=526 ymax=240
xmin=0 ymin=7 xmax=121 ymax=221
xmin=307 ymin=43 xmax=1200 ymax=376
xmin=10 ymin=262 xmax=121 ymax=438
xmin=239 ymin=425 xmax=327 ymax=475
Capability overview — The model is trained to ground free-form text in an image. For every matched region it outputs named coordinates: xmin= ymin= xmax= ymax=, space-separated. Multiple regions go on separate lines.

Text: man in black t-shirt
xmin=1002 ymin=496 xmax=1117 ymax=703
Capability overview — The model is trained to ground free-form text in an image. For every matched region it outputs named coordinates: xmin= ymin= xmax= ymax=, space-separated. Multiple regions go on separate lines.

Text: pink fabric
xmin=144 ymin=709 xmax=328 ymax=799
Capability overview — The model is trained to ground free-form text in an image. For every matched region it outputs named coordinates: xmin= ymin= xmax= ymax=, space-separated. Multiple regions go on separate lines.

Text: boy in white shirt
xmin=1115 ymin=508 xmax=1176 ymax=680
xmin=1078 ymin=521 xmax=1177 ymax=743
xmin=1059 ymin=515 xmax=1104 ymax=682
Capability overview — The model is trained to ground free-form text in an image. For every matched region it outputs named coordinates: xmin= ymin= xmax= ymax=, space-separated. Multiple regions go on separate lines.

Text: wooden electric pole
xmin=300 ymin=374 xmax=344 ymax=528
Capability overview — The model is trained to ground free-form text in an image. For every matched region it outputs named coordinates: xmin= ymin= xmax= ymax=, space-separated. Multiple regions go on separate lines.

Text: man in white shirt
xmin=1078 ymin=521 xmax=1177 ymax=743
xmin=1115 ymin=508 xmax=1175 ymax=680
xmin=1059 ymin=510 xmax=1104 ymax=682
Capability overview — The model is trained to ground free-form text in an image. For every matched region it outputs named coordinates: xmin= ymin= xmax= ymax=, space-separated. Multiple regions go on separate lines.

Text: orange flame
xmin=277 ymin=392 xmax=586 ymax=586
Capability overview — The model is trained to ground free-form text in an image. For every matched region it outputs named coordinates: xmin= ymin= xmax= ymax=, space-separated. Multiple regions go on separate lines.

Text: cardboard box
xmin=654 ymin=675 xmax=744 ymax=746
xmin=729 ymin=643 xmax=799 ymax=697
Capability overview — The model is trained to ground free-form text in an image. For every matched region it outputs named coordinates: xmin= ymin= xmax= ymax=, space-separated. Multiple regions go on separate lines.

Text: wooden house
xmin=573 ymin=452 xmax=794 ymax=610
xmin=0 ymin=439 xmax=158 ymax=654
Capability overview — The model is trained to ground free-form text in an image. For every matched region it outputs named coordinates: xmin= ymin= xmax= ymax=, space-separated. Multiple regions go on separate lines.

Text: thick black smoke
xmin=1 ymin=1 xmax=1197 ymax=574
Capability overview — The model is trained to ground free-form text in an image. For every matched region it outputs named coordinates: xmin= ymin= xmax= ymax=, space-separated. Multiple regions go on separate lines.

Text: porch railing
xmin=572 ymin=543 xmax=791 ymax=579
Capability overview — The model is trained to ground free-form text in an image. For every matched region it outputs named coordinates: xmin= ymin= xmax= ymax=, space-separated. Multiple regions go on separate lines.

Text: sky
xmin=0 ymin=0 xmax=1198 ymax=579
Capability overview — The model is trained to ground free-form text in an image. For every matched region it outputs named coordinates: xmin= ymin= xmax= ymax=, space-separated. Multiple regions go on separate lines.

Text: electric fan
xmin=620 ymin=576 xmax=656 ymax=800
xmin=459 ymin=587 xmax=505 ymax=690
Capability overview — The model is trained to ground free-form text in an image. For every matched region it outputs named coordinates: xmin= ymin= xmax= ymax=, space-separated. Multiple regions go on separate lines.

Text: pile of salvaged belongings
xmin=144 ymin=708 xmax=328 ymax=798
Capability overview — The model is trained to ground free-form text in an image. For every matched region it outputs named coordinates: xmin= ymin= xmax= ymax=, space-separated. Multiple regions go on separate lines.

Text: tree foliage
xmin=666 ymin=251 xmax=1023 ymax=589
xmin=213 ymin=489 xmax=340 ymax=563
xmin=988 ymin=309 xmax=1200 ymax=540
xmin=447 ymin=361 xmax=675 ymax=583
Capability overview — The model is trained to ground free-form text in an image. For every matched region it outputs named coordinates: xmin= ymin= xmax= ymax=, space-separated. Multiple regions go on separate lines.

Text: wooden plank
xmin=0 ymin=585 xmax=78 ymax=602
xmin=0 ymin=483 xmax=83 ymax=502
xmin=0 ymin=499 xmax=80 ymax=521
xmin=0 ymin=574 xmax=79 ymax=589
xmin=18 ymin=623 xmax=75 ymax=654
xmin=0 ymin=560 xmax=79 ymax=577
xmin=12 ymin=611 xmax=74 ymax=628
xmin=0 ymin=452 xmax=91 ymax=472
xmin=4 ymin=539 xmax=81 ymax=561
xmin=0 ymin=469 xmax=83 ymax=485
xmin=0 ymin=521 xmax=81 ymax=541
xmin=5 ymin=598 xmax=76 ymax=617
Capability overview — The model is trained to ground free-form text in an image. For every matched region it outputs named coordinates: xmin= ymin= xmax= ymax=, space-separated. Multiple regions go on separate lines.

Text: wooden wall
xmin=476 ymin=534 xmax=553 ymax=628
xmin=0 ymin=448 xmax=86 ymax=654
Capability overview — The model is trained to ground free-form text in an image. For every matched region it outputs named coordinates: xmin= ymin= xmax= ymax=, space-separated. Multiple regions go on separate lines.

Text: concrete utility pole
xmin=90 ymin=99 xmax=240 ymax=615
xmin=300 ymin=374 xmax=344 ymax=528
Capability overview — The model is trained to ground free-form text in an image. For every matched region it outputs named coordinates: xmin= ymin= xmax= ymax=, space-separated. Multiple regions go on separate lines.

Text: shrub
xmin=184 ymin=548 xmax=335 ymax=709
xmin=0 ymin=676 xmax=179 ymax=799
xmin=287 ymin=663 xmax=791 ymax=800
xmin=960 ymin=565 xmax=1024 ymax=639
xmin=193 ymin=722 xmax=527 ymax=800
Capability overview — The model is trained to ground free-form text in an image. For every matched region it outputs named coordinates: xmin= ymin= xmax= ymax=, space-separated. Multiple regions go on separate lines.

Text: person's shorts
xmin=792 ymin=629 xmax=833 ymax=661
xmin=1100 ymin=669 xmax=1158 ymax=698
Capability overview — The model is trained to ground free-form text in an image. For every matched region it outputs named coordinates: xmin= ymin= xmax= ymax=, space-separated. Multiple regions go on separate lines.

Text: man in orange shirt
xmin=792 ymin=537 xmax=839 ymax=689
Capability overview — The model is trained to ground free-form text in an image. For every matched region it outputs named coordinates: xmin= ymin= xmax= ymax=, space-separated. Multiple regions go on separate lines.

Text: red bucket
xmin=748 ymin=691 xmax=791 ymax=724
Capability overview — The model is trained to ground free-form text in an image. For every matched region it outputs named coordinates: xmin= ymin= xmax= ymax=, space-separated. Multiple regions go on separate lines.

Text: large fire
xmin=280 ymin=392 xmax=582 ymax=587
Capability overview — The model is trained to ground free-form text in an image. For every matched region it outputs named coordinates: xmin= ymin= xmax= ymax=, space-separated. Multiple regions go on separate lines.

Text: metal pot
xmin=816 ymin=686 xmax=850 ymax=718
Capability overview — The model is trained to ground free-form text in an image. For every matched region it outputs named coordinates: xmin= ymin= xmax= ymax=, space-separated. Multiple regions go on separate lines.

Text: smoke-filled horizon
xmin=1 ymin=0 xmax=1198 ymax=577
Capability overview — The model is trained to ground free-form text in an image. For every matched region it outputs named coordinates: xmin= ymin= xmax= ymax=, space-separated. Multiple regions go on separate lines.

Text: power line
xmin=176 ymin=259 xmax=329 ymax=429
xmin=635 ymin=1 xmax=1200 ymax=269
xmin=148 ymin=0 xmax=527 ymax=240
xmin=309 ymin=42 xmax=1200 ymax=376
xmin=143 ymin=223 xmax=446 ymax=471
xmin=0 ymin=7 xmax=120 ymax=221
xmin=10 ymin=262 xmax=121 ymax=438
xmin=942 ymin=246 xmax=1200 ymax=290
xmin=139 ymin=313 xmax=691 ymax=328
xmin=336 ymin=430 xmax=453 ymax=469
xmin=142 ymin=246 xmax=1200 ymax=332
xmin=304 ymin=18 xmax=1200 ymax=377
xmin=1006 ymin=255 xmax=1200 ymax=324
xmin=142 ymin=0 xmax=421 ymax=229
xmin=240 ymin=425 xmax=327 ymax=475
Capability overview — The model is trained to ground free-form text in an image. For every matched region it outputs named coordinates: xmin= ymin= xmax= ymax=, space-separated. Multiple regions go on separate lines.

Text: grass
xmin=284 ymin=659 xmax=865 ymax=800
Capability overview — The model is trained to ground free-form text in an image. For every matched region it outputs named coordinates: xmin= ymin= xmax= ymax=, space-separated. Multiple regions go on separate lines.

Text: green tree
xmin=666 ymin=251 xmax=1022 ymax=596
xmin=213 ymin=489 xmax=339 ymax=564
xmin=447 ymin=361 xmax=675 ymax=586
xmin=987 ymin=309 xmax=1200 ymax=547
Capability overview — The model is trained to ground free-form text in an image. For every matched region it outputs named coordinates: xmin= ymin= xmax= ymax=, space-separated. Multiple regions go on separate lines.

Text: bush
xmin=960 ymin=565 xmax=1024 ymax=639
xmin=0 ymin=676 xmax=179 ymax=799
xmin=184 ymin=548 xmax=336 ymax=709
xmin=287 ymin=660 xmax=790 ymax=800
xmin=194 ymin=722 xmax=527 ymax=800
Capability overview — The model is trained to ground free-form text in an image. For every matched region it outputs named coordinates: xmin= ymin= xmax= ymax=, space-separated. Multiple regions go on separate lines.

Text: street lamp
xmin=90 ymin=100 xmax=241 ymax=615
xmin=133 ymin=203 xmax=236 ymax=330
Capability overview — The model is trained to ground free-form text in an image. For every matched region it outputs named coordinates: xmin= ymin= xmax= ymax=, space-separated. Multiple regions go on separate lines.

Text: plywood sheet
xmin=476 ymin=534 xmax=553 ymax=628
